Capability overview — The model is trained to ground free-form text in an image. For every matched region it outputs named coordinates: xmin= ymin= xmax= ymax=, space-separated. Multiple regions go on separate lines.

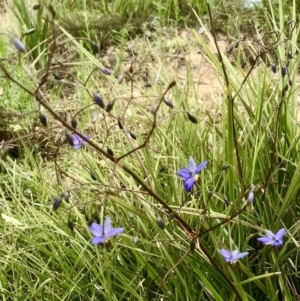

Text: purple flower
xmin=89 ymin=217 xmax=124 ymax=245
xmin=219 ymin=249 xmax=249 ymax=263
xmin=257 ymin=228 xmax=286 ymax=246
xmin=177 ymin=157 xmax=207 ymax=192
xmin=72 ymin=134 xmax=91 ymax=150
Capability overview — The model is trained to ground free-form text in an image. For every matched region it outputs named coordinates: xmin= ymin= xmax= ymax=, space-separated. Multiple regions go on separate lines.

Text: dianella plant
xmin=0 ymin=0 xmax=300 ymax=300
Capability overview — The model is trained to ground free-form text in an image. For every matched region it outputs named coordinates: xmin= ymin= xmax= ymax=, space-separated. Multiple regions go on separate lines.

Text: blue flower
xmin=257 ymin=228 xmax=286 ymax=246
xmin=72 ymin=134 xmax=91 ymax=150
xmin=219 ymin=249 xmax=249 ymax=263
xmin=177 ymin=157 xmax=207 ymax=192
xmin=89 ymin=217 xmax=124 ymax=245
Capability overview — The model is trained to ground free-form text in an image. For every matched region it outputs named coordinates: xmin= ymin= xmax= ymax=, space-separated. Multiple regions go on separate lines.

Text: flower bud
xmin=129 ymin=132 xmax=136 ymax=140
xmin=63 ymin=191 xmax=70 ymax=203
xmin=187 ymin=112 xmax=197 ymax=123
xmin=156 ymin=216 xmax=165 ymax=230
xmin=93 ymin=93 xmax=105 ymax=109
xmin=163 ymin=98 xmax=174 ymax=108
xmin=271 ymin=64 xmax=277 ymax=73
xmin=281 ymin=66 xmax=287 ymax=77
xmin=71 ymin=119 xmax=77 ymax=129
xmin=12 ymin=37 xmax=26 ymax=53
xmin=33 ymin=4 xmax=41 ymax=9
xmin=91 ymin=42 xmax=99 ymax=54
xmin=107 ymin=147 xmax=114 ymax=156
xmin=24 ymin=28 xmax=36 ymax=36
xmin=133 ymin=236 xmax=139 ymax=244
xmin=106 ymin=101 xmax=115 ymax=112
xmin=39 ymin=113 xmax=47 ymax=126
xmin=247 ymin=191 xmax=254 ymax=205
xmin=101 ymin=67 xmax=111 ymax=75
xmin=118 ymin=74 xmax=124 ymax=84
xmin=54 ymin=73 xmax=62 ymax=80
xmin=118 ymin=119 xmax=124 ymax=130
xmin=53 ymin=196 xmax=62 ymax=211
xmin=65 ymin=131 xmax=74 ymax=146
xmin=67 ymin=220 xmax=74 ymax=231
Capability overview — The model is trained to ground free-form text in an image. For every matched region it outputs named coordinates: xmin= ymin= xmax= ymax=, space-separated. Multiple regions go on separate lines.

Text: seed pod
xmin=53 ymin=196 xmax=62 ymax=211
xmin=281 ymin=66 xmax=287 ymax=77
xmin=106 ymin=101 xmax=115 ymax=112
xmin=65 ymin=131 xmax=74 ymax=146
xmin=12 ymin=37 xmax=26 ymax=53
xmin=67 ymin=220 xmax=74 ymax=231
xmin=93 ymin=93 xmax=105 ymax=109
xmin=163 ymin=98 xmax=174 ymax=108
xmin=187 ymin=112 xmax=198 ymax=123
xmin=71 ymin=118 xmax=77 ymax=129
xmin=156 ymin=216 xmax=165 ymax=230
xmin=129 ymin=132 xmax=137 ymax=140
xmin=190 ymin=240 xmax=196 ymax=253
xmin=271 ymin=64 xmax=277 ymax=73
xmin=39 ymin=113 xmax=47 ymax=126
xmin=107 ymin=147 xmax=114 ymax=156
xmin=101 ymin=67 xmax=111 ymax=75
xmin=24 ymin=28 xmax=36 ymax=36
xmin=118 ymin=74 xmax=124 ymax=84
xmin=54 ymin=73 xmax=62 ymax=80
xmin=91 ymin=42 xmax=99 ymax=54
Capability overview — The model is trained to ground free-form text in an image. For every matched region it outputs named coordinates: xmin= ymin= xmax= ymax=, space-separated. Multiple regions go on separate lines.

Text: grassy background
xmin=1 ymin=0 xmax=300 ymax=300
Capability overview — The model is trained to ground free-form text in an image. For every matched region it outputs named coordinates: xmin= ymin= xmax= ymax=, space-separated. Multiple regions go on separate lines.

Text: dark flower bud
xmin=107 ymin=147 xmax=114 ymax=156
xmin=48 ymin=5 xmax=56 ymax=18
xmin=163 ymin=98 xmax=174 ymax=108
xmin=241 ymin=61 xmax=246 ymax=69
xmin=167 ymin=80 xmax=176 ymax=90
xmin=33 ymin=4 xmax=41 ymax=9
xmin=118 ymin=74 xmax=124 ymax=84
xmin=118 ymin=119 xmax=124 ymax=130
xmin=101 ymin=67 xmax=111 ymax=75
xmin=12 ymin=37 xmax=26 ymax=53
xmin=289 ymin=79 xmax=292 ymax=86
xmin=39 ymin=113 xmax=47 ymax=126
xmin=24 ymin=28 xmax=36 ymax=36
xmin=281 ymin=66 xmax=287 ymax=77
xmin=54 ymin=73 xmax=62 ymax=80
xmin=67 ymin=220 xmax=74 ymax=231
xmin=227 ymin=45 xmax=234 ymax=54
xmin=187 ymin=112 xmax=198 ymax=123
xmin=190 ymin=240 xmax=196 ymax=253
xmin=53 ymin=196 xmax=62 ymax=211
xmin=288 ymin=51 xmax=293 ymax=59
xmin=129 ymin=64 xmax=133 ymax=73
xmin=91 ymin=42 xmax=99 ymax=55
xmin=65 ymin=131 xmax=74 ymax=146
xmin=71 ymin=118 xmax=77 ymax=129
xmin=271 ymin=64 xmax=277 ymax=73
xmin=93 ymin=93 xmax=105 ymax=109
xmin=106 ymin=101 xmax=115 ymax=112
xmin=224 ymin=197 xmax=230 ymax=206
xmin=142 ymin=267 xmax=148 ymax=278
xmin=90 ymin=173 xmax=97 ymax=180
xmin=63 ymin=191 xmax=70 ymax=203
xmin=221 ymin=164 xmax=230 ymax=170
xmin=156 ymin=216 xmax=165 ymax=230
xmin=129 ymin=132 xmax=137 ymax=140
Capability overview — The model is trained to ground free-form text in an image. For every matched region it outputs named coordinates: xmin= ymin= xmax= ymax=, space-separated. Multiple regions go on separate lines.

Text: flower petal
xmin=275 ymin=228 xmax=286 ymax=240
xmin=232 ymin=251 xmax=249 ymax=260
xmin=264 ymin=230 xmax=275 ymax=239
xmin=273 ymin=239 xmax=283 ymax=246
xmin=219 ymin=249 xmax=232 ymax=259
xmin=91 ymin=236 xmax=106 ymax=245
xmin=103 ymin=217 xmax=112 ymax=234
xmin=89 ymin=223 xmax=104 ymax=236
xmin=188 ymin=157 xmax=197 ymax=172
xmin=184 ymin=177 xmax=195 ymax=192
xmin=106 ymin=227 xmax=124 ymax=238
xmin=195 ymin=161 xmax=208 ymax=174
xmin=257 ymin=236 xmax=274 ymax=245
xmin=177 ymin=168 xmax=191 ymax=180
